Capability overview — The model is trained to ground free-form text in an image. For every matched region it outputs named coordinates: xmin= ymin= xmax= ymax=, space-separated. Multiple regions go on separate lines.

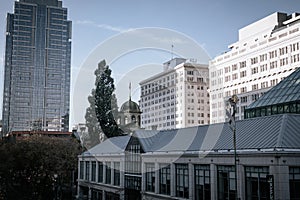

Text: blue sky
xmin=0 ymin=0 xmax=300 ymax=127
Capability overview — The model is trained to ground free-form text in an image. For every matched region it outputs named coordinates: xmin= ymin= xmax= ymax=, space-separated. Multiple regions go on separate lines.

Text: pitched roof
xmin=247 ymin=67 xmax=300 ymax=109
xmin=82 ymin=114 xmax=300 ymax=156
xmin=82 ymin=135 xmax=130 ymax=156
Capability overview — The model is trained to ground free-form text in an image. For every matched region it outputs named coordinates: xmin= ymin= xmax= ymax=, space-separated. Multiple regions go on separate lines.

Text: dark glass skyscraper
xmin=2 ymin=0 xmax=71 ymax=135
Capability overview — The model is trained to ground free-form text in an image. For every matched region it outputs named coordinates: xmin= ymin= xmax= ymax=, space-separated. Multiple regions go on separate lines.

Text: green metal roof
xmin=247 ymin=67 xmax=300 ymax=109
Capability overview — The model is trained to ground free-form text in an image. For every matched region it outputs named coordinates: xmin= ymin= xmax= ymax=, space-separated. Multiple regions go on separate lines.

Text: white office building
xmin=209 ymin=12 xmax=300 ymax=123
xmin=139 ymin=58 xmax=210 ymax=130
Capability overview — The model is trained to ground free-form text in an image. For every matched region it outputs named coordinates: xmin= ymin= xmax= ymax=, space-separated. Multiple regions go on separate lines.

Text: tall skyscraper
xmin=2 ymin=0 xmax=72 ymax=135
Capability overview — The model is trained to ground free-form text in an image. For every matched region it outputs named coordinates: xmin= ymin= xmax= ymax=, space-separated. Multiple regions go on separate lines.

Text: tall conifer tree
xmin=94 ymin=60 xmax=123 ymax=138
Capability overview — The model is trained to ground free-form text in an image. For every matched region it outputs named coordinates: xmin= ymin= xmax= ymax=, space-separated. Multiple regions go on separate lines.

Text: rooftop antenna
xmin=129 ymin=82 xmax=131 ymax=101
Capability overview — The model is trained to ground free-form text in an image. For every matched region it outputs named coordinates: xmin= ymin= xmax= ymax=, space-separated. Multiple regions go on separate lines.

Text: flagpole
xmin=129 ymin=82 xmax=131 ymax=101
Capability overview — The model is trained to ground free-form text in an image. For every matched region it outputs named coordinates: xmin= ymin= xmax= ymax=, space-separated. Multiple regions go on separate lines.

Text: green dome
xmin=120 ymin=99 xmax=141 ymax=113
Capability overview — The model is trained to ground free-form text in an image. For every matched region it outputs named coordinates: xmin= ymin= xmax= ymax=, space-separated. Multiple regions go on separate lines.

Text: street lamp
xmin=226 ymin=94 xmax=239 ymax=200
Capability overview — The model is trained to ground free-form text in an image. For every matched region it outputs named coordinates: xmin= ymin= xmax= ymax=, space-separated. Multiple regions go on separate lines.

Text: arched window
xmin=132 ymin=115 xmax=136 ymax=122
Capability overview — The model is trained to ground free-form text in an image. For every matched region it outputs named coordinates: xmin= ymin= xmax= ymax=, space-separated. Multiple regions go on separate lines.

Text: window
xmin=197 ymin=77 xmax=204 ymax=83
xmin=225 ymin=91 xmax=231 ymax=97
xmin=240 ymin=96 xmax=247 ymax=103
xmin=251 ymin=67 xmax=258 ymax=74
xmin=240 ymin=70 xmax=247 ymax=78
xmin=125 ymin=175 xmax=141 ymax=190
xmin=291 ymin=54 xmax=300 ymax=63
xmin=270 ymin=61 xmax=277 ymax=69
xmin=269 ymin=50 xmax=277 ymax=59
xmin=279 ymin=46 xmax=288 ymax=55
xmin=159 ymin=164 xmax=171 ymax=195
xmin=91 ymin=161 xmax=96 ymax=182
xmin=217 ymin=165 xmax=236 ymax=200
xmin=240 ymin=61 xmax=246 ymax=69
xmin=225 ymin=75 xmax=231 ymax=82
xmin=280 ymin=58 xmax=288 ymax=66
xmin=291 ymin=42 xmax=299 ymax=52
xmin=290 ymin=167 xmax=300 ymax=200
xmin=232 ymin=73 xmax=238 ymax=80
xmin=105 ymin=162 xmax=111 ymax=184
xmin=252 ymin=84 xmax=258 ymax=90
xmin=225 ymin=66 xmax=231 ymax=73
xmin=260 ymin=53 xmax=267 ymax=62
xmin=232 ymin=64 xmax=238 ymax=71
xmin=98 ymin=162 xmax=103 ymax=183
xmin=105 ymin=191 xmax=119 ymax=200
xmin=125 ymin=139 xmax=142 ymax=174
xmin=245 ymin=166 xmax=269 ymax=200
xmin=240 ymin=87 xmax=247 ymax=94
xmin=91 ymin=189 xmax=103 ymax=200
xmin=187 ymin=77 xmax=194 ymax=82
xmin=175 ymin=164 xmax=189 ymax=198
xmin=233 ymin=89 xmax=238 ymax=95
xmin=114 ymin=162 xmax=120 ymax=186
xmin=260 ymin=64 xmax=267 ymax=72
xmin=79 ymin=161 xmax=84 ymax=179
xmin=194 ymin=165 xmax=210 ymax=200
xmin=250 ymin=57 xmax=258 ymax=64
xmin=261 ymin=81 xmax=268 ymax=88
xmin=85 ymin=161 xmax=90 ymax=181
xmin=187 ymin=70 xmax=194 ymax=75
xmin=270 ymin=79 xmax=278 ymax=86
xmin=145 ymin=163 xmax=155 ymax=192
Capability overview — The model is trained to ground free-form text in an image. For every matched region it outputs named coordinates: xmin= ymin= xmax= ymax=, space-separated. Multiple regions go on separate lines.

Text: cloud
xmin=75 ymin=20 xmax=131 ymax=33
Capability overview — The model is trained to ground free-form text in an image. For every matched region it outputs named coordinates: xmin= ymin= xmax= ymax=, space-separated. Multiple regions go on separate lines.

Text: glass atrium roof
xmin=247 ymin=67 xmax=300 ymax=109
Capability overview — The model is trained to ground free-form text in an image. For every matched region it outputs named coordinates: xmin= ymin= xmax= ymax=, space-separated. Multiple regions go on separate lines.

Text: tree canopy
xmin=0 ymin=136 xmax=82 ymax=200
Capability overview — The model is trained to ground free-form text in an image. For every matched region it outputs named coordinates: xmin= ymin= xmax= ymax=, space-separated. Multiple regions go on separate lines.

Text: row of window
xmin=213 ymin=45 xmax=299 ymax=78
xmin=144 ymin=164 xmax=300 ymax=200
xmin=79 ymin=161 xmax=121 ymax=186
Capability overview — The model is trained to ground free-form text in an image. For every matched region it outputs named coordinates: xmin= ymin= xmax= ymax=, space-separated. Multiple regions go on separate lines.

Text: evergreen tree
xmin=84 ymin=60 xmax=106 ymax=146
xmin=95 ymin=61 xmax=123 ymax=138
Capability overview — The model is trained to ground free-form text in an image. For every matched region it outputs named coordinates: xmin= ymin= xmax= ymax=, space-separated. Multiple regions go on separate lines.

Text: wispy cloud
xmin=128 ymin=29 xmax=188 ymax=45
xmin=75 ymin=20 xmax=131 ymax=33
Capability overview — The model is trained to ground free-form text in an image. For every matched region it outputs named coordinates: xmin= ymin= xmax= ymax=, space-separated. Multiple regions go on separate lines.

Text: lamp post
xmin=226 ymin=94 xmax=239 ymax=200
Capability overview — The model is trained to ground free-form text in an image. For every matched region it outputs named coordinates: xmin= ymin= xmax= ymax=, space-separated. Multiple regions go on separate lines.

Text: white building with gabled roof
xmin=77 ymin=113 xmax=300 ymax=200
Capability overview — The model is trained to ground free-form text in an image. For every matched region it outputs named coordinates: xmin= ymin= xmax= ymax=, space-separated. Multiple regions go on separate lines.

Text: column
xmin=270 ymin=165 xmax=289 ymax=200
xmin=189 ymin=163 xmax=194 ymax=199
xmin=210 ymin=163 xmax=217 ymax=200
xmin=155 ymin=162 xmax=159 ymax=194
xmin=170 ymin=163 xmax=176 ymax=197
xmin=111 ymin=162 xmax=115 ymax=185
xmin=237 ymin=163 xmax=245 ymax=200
xmin=120 ymin=158 xmax=125 ymax=187
xmin=103 ymin=161 xmax=106 ymax=184
xmin=96 ymin=160 xmax=99 ymax=183
xmin=77 ymin=159 xmax=81 ymax=197
xmin=141 ymin=161 xmax=145 ymax=191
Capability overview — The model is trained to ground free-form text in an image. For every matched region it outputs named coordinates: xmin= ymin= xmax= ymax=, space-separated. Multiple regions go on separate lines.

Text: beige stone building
xmin=140 ymin=58 xmax=210 ymax=130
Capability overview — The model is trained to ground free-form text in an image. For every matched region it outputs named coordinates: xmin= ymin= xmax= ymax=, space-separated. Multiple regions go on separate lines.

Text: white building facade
xmin=209 ymin=12 xmax=300 ymax=123
xmin=140 ymin=58 xmax=210 ymax=130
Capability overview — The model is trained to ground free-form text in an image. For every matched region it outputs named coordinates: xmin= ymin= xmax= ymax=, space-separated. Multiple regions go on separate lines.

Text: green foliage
xmin=0 ymin=136 xmax=82 ymax=200
xmin=84 ymin=60 xmax=106 ymax=147
xmin=94 ymin=60 xmax=123 ymax=138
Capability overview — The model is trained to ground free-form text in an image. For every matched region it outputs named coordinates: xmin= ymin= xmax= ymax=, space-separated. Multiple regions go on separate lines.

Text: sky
xmin=0 ymin=0 xmax=300 ymax=128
